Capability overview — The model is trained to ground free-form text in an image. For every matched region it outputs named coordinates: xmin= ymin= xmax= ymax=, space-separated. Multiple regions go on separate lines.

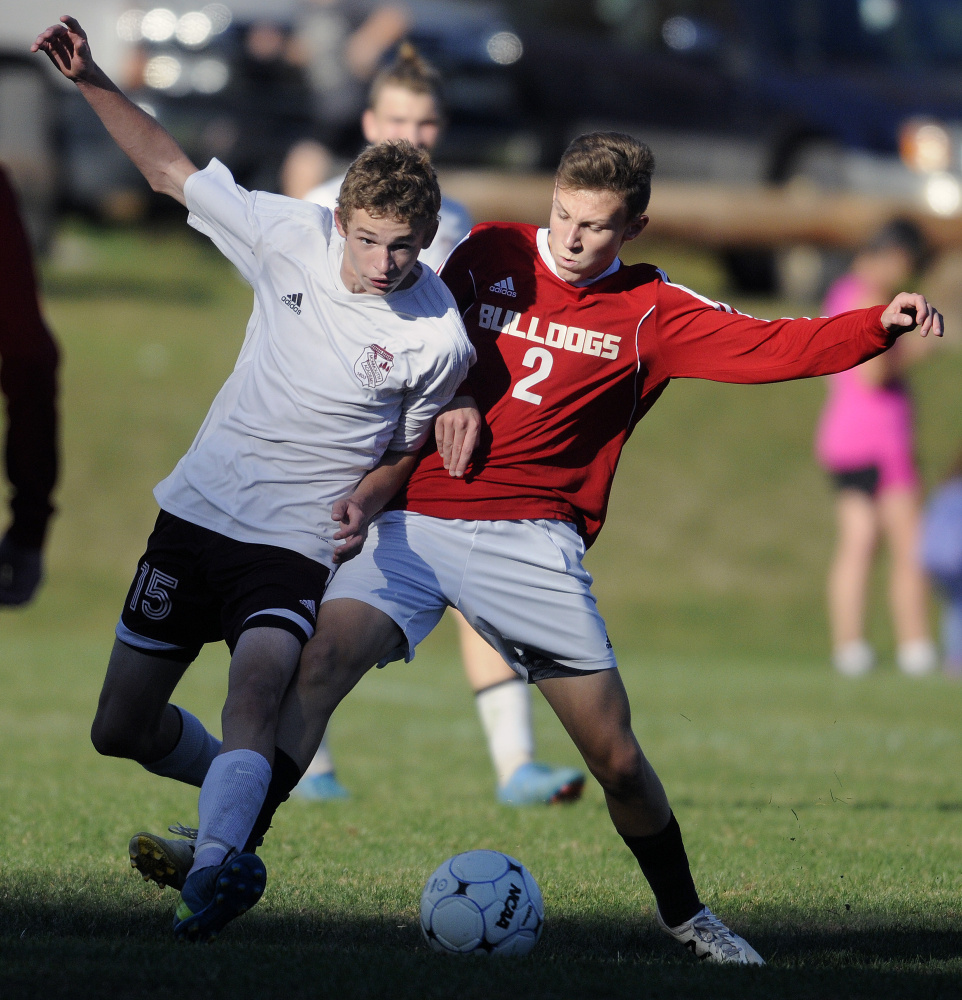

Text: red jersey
xmin=395 ymin=221 xmax=895 ymax=546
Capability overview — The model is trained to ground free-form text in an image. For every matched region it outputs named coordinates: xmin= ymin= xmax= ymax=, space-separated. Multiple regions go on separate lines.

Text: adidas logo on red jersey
xmin=489 ymin=276 xmax=517 ymax=297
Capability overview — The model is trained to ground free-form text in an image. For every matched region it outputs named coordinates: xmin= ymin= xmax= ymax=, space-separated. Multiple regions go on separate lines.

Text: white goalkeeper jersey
xmin=305 ymin=173 xmax=472 ymax=272
xmin=153 ymin=159 xmax=474 ymax=570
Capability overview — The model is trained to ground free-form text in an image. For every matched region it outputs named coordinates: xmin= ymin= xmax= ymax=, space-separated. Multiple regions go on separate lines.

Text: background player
xmin=249 ymin=132 xmax=942 ymax=964
xmin=0 ymin=165 xmax=59 ymax=607
xmin=34 ymin=14 xmax=474 ymax=943
xmin=296 ymin=41 xmax=584 ymax=807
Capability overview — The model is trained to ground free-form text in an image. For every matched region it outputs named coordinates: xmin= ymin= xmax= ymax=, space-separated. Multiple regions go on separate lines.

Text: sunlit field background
xmin=1 ymin=220 xmax=961 ymax=999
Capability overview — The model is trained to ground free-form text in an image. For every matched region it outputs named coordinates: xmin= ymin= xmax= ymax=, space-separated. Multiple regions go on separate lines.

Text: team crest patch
xmin=354 ymin=344 xmax=395 ymax=387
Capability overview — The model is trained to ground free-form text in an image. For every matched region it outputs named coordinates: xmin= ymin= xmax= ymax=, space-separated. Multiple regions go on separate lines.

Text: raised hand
xmin=31 ymin=15 xmax=95 ymax=82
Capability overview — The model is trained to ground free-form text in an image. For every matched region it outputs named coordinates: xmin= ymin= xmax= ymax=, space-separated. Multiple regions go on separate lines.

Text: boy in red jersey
xmin=198 ymin=133 xmax=941 ymax=959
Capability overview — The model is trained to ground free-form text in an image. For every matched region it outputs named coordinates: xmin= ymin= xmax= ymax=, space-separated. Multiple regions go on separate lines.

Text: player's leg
xmin=173 ymin=625 xmax=301 ymax=942
xmin=100 ymin=511 xmax=223 ymax=784
xmin=172 ymin=537 xmax=329 ymax=941
xmin=278 ymin=599 xmax=405 ymax=770
xmin=827 ymin=486 xmax=879 ymax=674
xmin=251 ymin=511 xmax=454 ymax=842
xmin=536 ymin=668 xmax=762 ymax=964
xmin=455 ymin=609 xmax=584 ymax=805
xmin=246 ymin=598 xmax=409 ymax=845
xmin=91 ymin=639 xmax=192 ymax=764
xmin=878 ymin=487 xmax=937 ymax=675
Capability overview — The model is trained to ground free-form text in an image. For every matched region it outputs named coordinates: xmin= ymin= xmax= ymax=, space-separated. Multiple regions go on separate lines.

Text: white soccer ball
xmin=420 ymin=849 xmax=544 ymax=956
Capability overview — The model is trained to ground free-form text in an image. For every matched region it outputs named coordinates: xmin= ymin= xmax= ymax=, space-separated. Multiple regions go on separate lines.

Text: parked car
xmin=509 ymin=0 xmax=962 ymax=288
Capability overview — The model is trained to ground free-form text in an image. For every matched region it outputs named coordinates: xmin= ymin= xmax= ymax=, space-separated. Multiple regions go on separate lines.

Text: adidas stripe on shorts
xmin=321 ymin=510 xmax=617 ymax=681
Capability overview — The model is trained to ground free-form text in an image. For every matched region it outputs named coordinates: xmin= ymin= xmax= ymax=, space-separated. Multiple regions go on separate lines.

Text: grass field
xmin=1 ymin=222 xmax=961 ymax=999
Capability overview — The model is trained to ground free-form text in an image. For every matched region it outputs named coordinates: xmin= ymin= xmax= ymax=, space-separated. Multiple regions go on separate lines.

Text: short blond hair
xmin=556 ymin=132 xmax=654 ymax=219
xmin=337 ymin=139 xmax=441 ymax=230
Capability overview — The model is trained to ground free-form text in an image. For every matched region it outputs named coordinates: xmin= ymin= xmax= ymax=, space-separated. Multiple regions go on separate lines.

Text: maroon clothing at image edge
xmin=0 ymin=166 xmax=59 ymax=547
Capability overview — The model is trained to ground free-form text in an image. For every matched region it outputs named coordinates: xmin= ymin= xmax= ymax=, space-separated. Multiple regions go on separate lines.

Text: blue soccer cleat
xmin=497 ymin=761 xmax=585 ymax=805
xmin=291 ymin=771 xmax=351 ymax=801
xmin=173 ymin=852 xmax=266 ymax=943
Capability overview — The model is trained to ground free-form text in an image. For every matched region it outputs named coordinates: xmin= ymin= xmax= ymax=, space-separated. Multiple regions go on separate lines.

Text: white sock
xmin=897 ymin=639 xmax=938 ymax=677
xmin=303 ymin=733 xmax=336 ymax=777
xmin=475 ymin=678 xmax=534 ymax=787
xmin=190 ymin=749 xmax=271 ymax=876
xmin=833 ymin=640 xmax=875 ymax=677
xmin=143 ymin=706 xmax=222 ymax=787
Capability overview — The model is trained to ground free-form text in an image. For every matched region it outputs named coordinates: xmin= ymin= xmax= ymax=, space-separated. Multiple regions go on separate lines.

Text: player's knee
xmin=90 ymin=710 xmax=150 ymax=760
xmin=222 ymin=674 xmax=284 ymax=731
xmin=587 ymin=738 xmax=646 ymax=797
xmin=298 ymin=632 xmax=343 ymax=689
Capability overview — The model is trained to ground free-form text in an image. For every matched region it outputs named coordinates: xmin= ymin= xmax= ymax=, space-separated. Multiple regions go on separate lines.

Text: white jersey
xmin=305 ymin=174 xmax=473 ymax=272
xmin=153 ymin=159 xmax=474 ymax=571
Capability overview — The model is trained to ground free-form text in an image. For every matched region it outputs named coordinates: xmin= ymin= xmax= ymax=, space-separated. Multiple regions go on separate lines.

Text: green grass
xmin=1 ymin=222 xmax=961 ymax=998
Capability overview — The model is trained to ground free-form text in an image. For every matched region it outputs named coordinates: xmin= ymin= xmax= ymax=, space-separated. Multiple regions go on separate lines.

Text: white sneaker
xmin=833 ymin=640 xmax=875 ymax=677
xmin=656 ymin=906 xmax=765 ymax=965
xmin=896 ymin=639 xmax=938 ymax=677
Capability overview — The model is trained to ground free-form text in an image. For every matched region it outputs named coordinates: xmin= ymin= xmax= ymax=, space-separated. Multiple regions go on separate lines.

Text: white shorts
xmin=322 ymin=510 xmax=617 ymax=681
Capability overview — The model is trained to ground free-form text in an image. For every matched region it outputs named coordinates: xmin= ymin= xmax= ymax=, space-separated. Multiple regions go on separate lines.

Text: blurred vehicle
xmin=57 ymin=0 xmax=533 ymax=220
xmin=510 ymin=0 xmax=962 ymax=289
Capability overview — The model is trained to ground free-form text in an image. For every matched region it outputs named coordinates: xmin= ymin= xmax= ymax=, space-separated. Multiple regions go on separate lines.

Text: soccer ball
xmin=420 ymin=849 xmax=544 ymax=956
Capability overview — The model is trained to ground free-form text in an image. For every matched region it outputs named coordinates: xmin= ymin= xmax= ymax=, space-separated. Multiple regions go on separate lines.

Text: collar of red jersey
xmin=536 ymin=228 xmax=623 ymax=287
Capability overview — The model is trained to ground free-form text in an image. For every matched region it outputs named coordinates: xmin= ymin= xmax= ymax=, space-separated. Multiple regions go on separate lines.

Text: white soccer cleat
xmin=657 ymin=905 xmax=765 ymax=965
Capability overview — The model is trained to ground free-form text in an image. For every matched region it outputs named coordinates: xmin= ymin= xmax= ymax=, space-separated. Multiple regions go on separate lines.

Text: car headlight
xmin=899 ymin=118 xmax=953 ymax=173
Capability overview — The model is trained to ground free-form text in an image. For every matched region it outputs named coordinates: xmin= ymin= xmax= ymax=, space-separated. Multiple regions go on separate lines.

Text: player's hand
xmin=881 ymin=292 xmax=944 ymax=338
xmin=435 ymin=395 xmax=481 ymax=477
xmin=31 ymin=16 xmax=95 ymax=82
xmin=0 ymin=533 xmax=43 ymax=607
xmin=331 ymin=496 xmax=371 ymax=563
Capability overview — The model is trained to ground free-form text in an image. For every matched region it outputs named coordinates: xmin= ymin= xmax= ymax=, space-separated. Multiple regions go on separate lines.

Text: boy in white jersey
xmin=33 ymin=16 xmax=474 ymax=942
xmin=298 ymin=42 xmax=584 ymax=807
xmin=254 ymin=133 xmax=941 ymax=964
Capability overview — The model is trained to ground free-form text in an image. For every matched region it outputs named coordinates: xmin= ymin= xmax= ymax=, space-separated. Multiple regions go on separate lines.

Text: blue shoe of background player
xmin=291 ymin=771 xmax=351 ymax=801
xmin=173 ymin=852 xmax=266 ymax=942
xmin=497 ymin=761 xmax=586 ymax=805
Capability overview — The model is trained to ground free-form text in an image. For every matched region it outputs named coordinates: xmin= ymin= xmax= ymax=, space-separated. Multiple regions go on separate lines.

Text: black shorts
xmin=831 ymin=466 xmax=880 ymax=497
xmin=116 ymin=510 xmax=330 ymax=663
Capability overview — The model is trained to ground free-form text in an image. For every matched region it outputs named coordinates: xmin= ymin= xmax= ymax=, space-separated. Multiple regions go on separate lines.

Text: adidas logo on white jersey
xmin=489 ymin=276 xmax=517 ymax=297
xmin=281 ymin=291 xmax=303 ymax=315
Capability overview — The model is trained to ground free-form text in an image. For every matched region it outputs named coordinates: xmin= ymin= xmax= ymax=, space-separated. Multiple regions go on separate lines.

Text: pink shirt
xmin=815 ymin=274 xmax=918 ymax=490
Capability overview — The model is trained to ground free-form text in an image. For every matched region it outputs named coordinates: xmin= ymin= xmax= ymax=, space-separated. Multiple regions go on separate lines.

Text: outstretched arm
xmin=32 ymin=16 xmax=196 ymax=204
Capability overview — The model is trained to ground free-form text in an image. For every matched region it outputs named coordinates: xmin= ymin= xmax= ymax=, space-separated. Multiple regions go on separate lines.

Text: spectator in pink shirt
xmin=815 ymin=220 xmax=936 ymax=677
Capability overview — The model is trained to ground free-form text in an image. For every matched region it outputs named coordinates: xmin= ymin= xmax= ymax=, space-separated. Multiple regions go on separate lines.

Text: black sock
xmin=622 ymin=812 xmax=702 ymax=927
xmin=245 ymin=747 xmax=301 ymax=852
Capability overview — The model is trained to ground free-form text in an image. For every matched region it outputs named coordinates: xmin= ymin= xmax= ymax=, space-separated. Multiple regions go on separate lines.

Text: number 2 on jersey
xmin=512 ymin=347 xmax=553 ymax=404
